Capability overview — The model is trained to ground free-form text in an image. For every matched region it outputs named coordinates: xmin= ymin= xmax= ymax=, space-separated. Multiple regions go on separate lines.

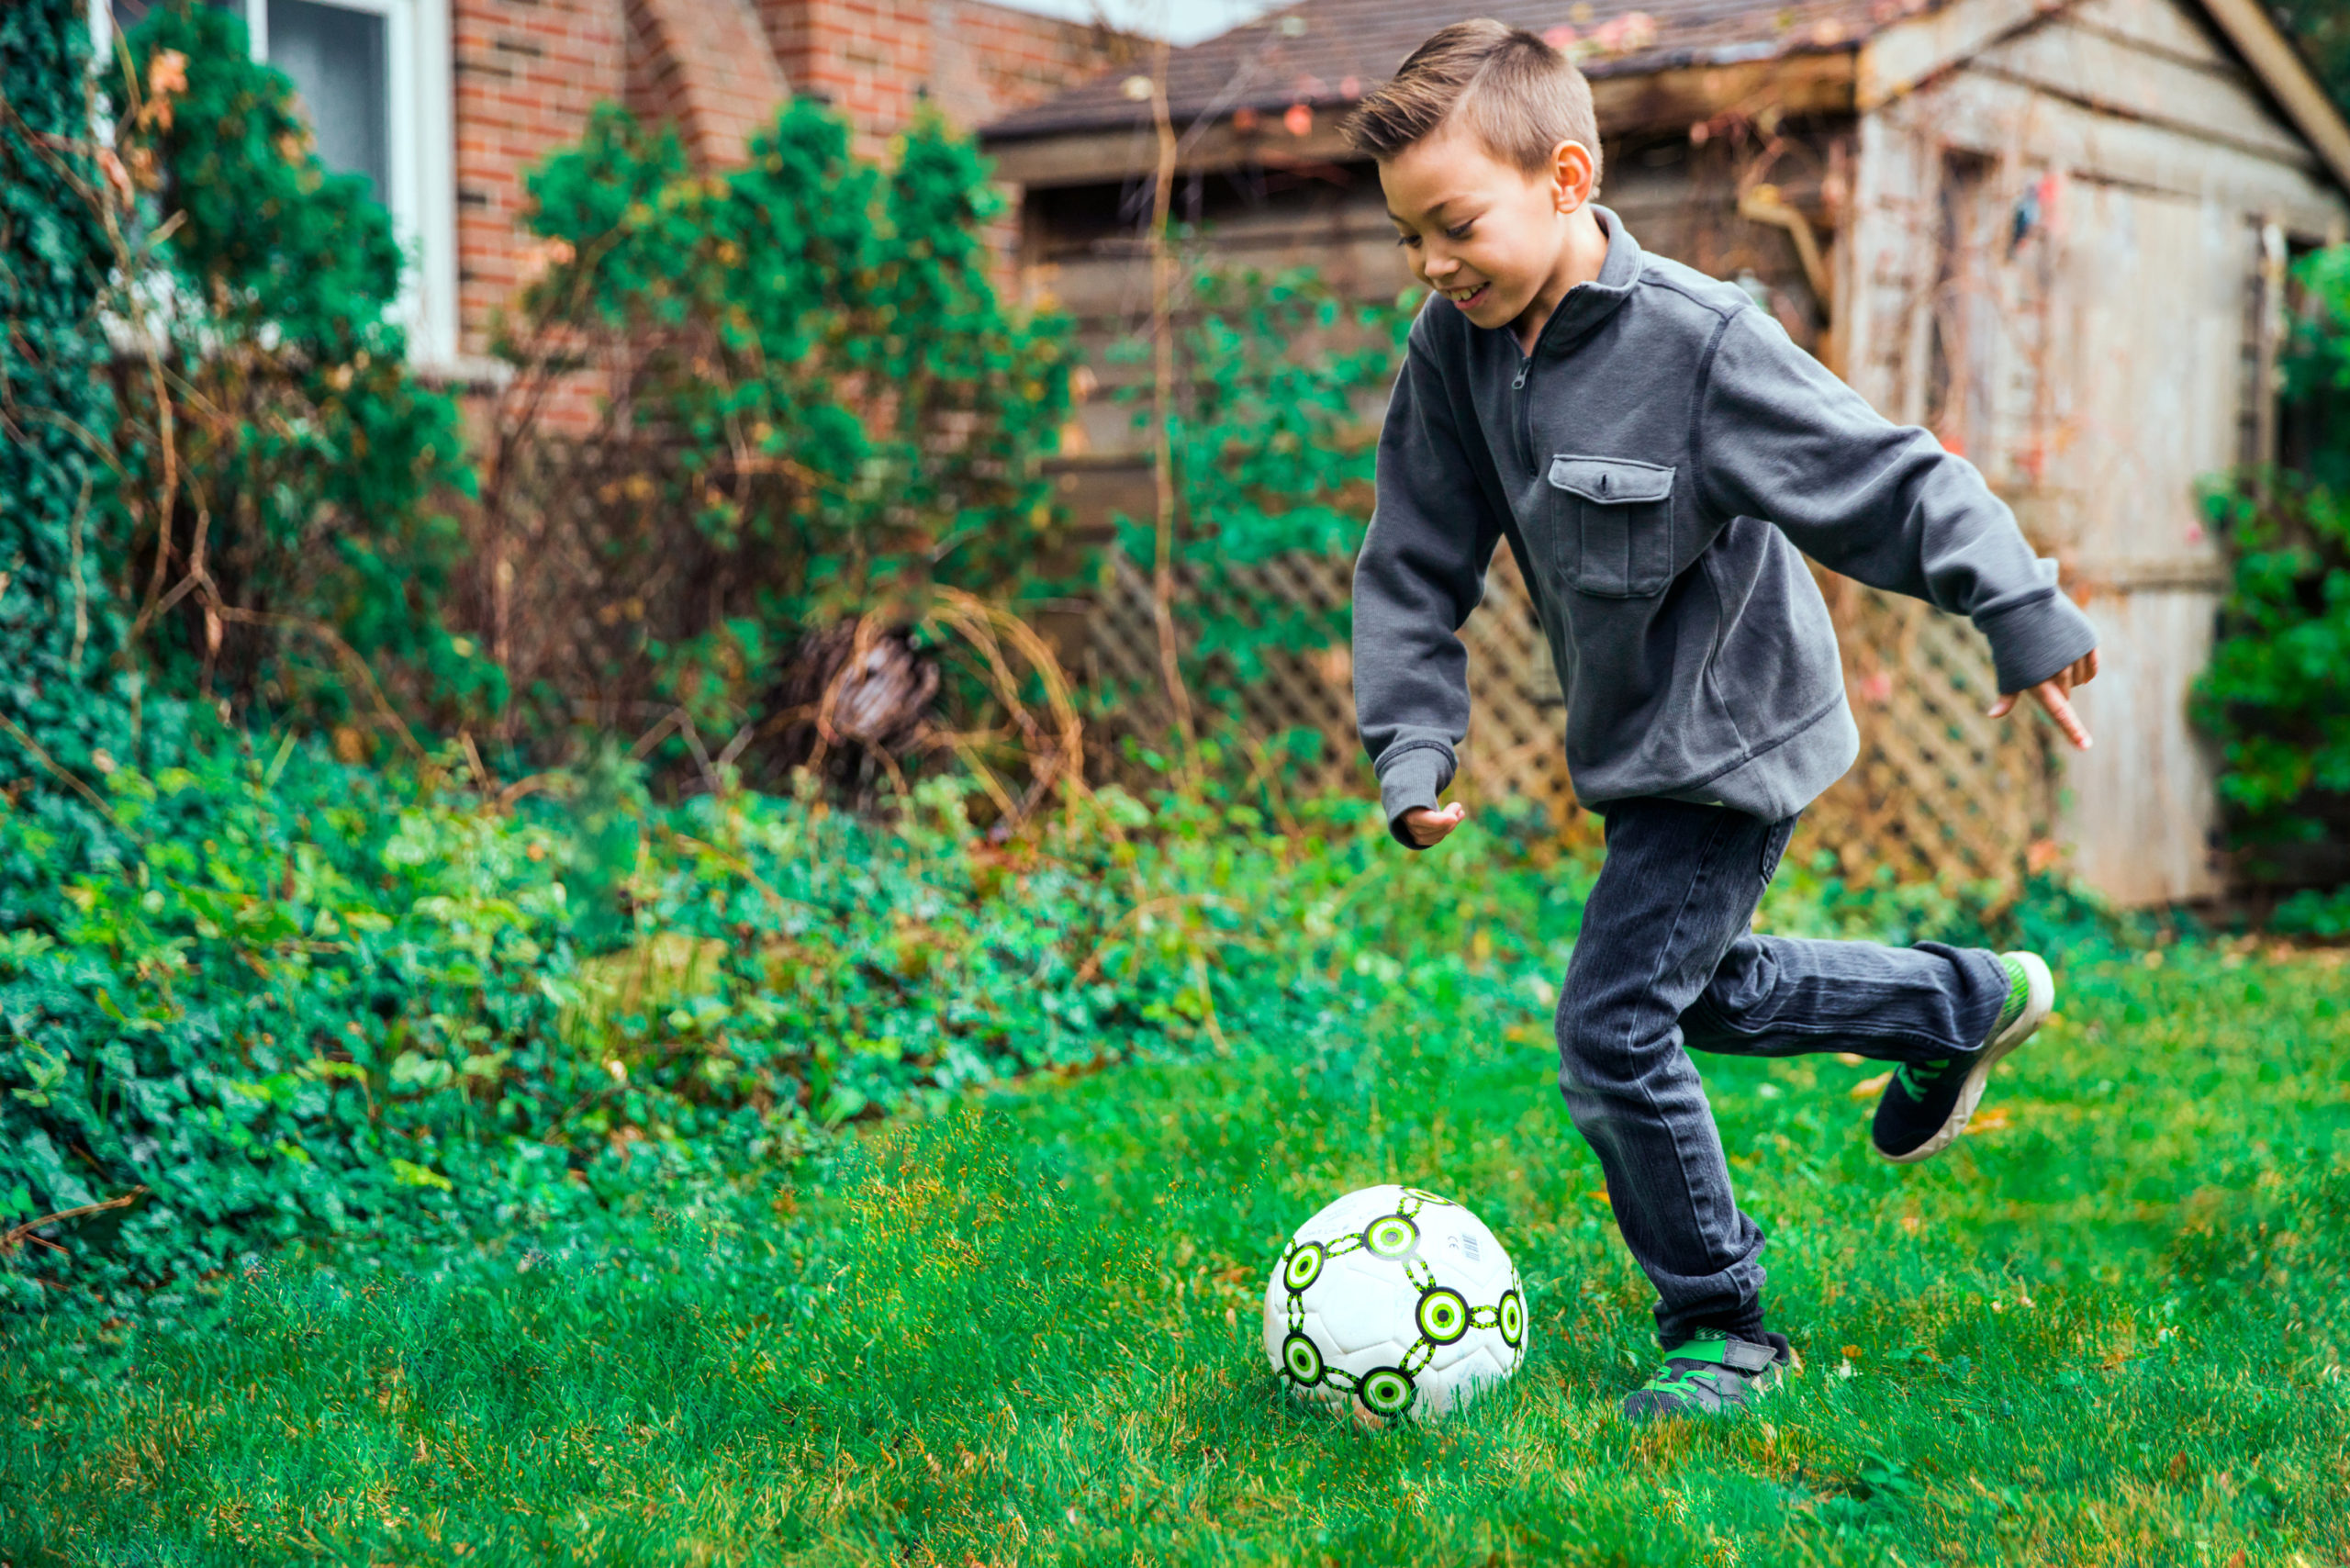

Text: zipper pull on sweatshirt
xmin=1513 ymin=361 xmax=1529 ymax=390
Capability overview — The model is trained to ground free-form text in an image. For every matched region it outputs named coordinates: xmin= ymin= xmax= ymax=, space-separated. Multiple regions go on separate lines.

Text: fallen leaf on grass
xmin=1850 ymin=1070 xmax=1893 ymax=1100
xmin=1836 ymin=1052 xmax=1866 ymax=1066
xmin=1970 ymin=1106 xmax=2012 ymax=1133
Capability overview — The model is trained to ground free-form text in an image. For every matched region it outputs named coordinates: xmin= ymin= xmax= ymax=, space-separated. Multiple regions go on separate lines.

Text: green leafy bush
xmin=478 ymin=100 xmax=1073 ymax=781
xmin=100 ymin=4 xmax=486 ymax=728
xmin=2194 ymin=247 xmax=2350 ymax=927
xmin=0 ymin=703 xmax=1575 ymax=1307
xmin=1105 ymin=265 xmax=1412 ymax=689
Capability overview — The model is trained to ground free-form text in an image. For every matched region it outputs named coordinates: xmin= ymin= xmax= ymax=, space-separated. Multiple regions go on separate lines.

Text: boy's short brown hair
xmin=1340 ymin=18 xmax=1603 ymax=189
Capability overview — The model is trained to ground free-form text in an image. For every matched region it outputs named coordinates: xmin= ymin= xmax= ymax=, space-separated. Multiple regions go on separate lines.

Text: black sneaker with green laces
xmin=1872 ymin=950 xmax=2053 ymax=1164
xmin=1620 ymin=1328 xmax=1801 ymax=1420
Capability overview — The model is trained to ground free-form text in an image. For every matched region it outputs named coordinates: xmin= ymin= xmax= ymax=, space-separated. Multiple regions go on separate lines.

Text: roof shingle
xmin=980 ymin=0 xmax=1930 ymax=140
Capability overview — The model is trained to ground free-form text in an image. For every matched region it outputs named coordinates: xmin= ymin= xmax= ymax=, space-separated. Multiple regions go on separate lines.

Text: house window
xmin=95 ymin=0 xmax=457 ymax=367
xmin=265 ymin=1 xmax=393 ymax=205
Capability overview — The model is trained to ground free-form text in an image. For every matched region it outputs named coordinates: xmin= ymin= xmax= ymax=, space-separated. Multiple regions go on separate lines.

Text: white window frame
xmin=91 ymin=0 xmax=458 ymax=368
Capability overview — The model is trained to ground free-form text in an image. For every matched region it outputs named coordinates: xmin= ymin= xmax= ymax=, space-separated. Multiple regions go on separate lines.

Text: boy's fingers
xmin=2034 ymin=680 xmax=2093 ymax=749
xmin=1986 ymin=692 xmax=2018 ymax=720
xmin=1404 ymin=801 xmax=1468 ymax=846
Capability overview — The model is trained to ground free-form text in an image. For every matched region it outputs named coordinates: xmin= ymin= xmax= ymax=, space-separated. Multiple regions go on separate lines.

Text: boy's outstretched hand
xmin=1988 ymin=648 xmax=2100 ymax=750
xmin=1401 ymin=800 xmax=1469 ymax=847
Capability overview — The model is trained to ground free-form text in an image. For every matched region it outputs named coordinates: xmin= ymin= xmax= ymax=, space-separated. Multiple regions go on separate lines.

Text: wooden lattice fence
xmin=1080 ymin=547 xmax=2057 ymax=888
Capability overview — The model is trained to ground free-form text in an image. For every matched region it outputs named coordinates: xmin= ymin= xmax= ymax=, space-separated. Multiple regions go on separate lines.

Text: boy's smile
xmin=1379 ymin=118 xmax=1609 ymax=355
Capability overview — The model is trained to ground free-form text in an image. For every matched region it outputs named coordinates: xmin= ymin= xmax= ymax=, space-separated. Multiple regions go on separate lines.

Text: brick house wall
xmin=450 ymin=0 xmax=627 ymax=367
xmin=623 ymin=0 xmax=790 ymax=166
xmin=756 ymin=0 xmax=1125 ymax=163
xmin=449 ymin=0 xmax=1124 ymax=362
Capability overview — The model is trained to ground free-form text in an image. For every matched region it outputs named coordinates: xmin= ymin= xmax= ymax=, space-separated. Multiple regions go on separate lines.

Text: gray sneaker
xmin=1621 ymin=1328 xmax=1801 ymax=1420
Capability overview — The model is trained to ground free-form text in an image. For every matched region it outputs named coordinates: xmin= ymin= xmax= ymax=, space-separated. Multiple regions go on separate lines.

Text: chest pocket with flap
xmin=1547 ymin=455 xmax=1677 ymax=599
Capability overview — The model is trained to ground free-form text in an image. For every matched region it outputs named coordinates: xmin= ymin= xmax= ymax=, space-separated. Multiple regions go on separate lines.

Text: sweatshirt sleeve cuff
xmin=1378 ymin=745 xmax=1456 ymax=849
xmin=1976 ymin=588 xmax=2098 ymax=694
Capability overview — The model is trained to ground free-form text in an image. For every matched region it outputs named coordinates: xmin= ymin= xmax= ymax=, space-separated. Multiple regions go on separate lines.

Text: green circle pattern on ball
xmin=1416 ymin=1286 xmax=1469 ymax=1344
xmin=1498 ymin=1288 xmax=1525 ymax=1348
xmin=1282 ymin=1241 xmax=1325 ymax=1291
xmin=1360 ymin=1366 xmax=1416 ymax=1417
xmin=1363 ymin=1214 xmax=1417 ymax=1259
xmin=1282 ymin=1332 xmax=1324 ymax=1385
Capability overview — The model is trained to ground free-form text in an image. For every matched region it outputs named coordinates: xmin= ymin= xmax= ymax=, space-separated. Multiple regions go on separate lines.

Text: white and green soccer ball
xmin=1262 ymin=1184 xmax=1526 ymax=1424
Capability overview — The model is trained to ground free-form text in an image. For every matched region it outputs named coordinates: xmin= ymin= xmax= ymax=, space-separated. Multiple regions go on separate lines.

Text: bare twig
xmin=205 ymin=599 xmax=430 ymax=763
xmin=1241 ymin=735 xmax=1301 ymax=836
xmin=677 ymin=711 xmax=722 ymax=797
xmin=656 ymin=824 xmax=822 ymax=916
xmin=0 ymin=711 xmax=114 ymax=817
xmin=1191 ymin=949 xmax=1230 ymax=1052
xmin=458 ymin=729 xmax=493 ymax=792
xmin=1145 ymin=38 xmax=1197 ymax=758
xmin=628 ymin=707 xmax=686 ymax=761
xmin=922 ymin=588 xmax=1089 ymax=833
xmin=1 ymin=1185 xmax=148 ymax=1257
xmin=714 ymin=721 xmax=757 ymax=774
xmin=494 ymin=773 xmax=555 ymax=811
xmin=1070 ymin=892 xmax=1225 ymax=984
xmin=66 ymin=475 xmax=92 ymax=669
xmin=940 ymin=732 xmax=1024 ymax=822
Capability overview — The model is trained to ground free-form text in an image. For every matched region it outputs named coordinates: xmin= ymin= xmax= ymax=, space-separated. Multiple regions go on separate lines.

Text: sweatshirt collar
xmin=1527 ymin=205 xmax=1640 ymax=359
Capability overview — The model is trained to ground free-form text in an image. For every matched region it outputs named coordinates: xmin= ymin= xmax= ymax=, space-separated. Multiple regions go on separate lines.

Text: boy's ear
xmin=1550 ymin=139 xmax=1597 ymax=213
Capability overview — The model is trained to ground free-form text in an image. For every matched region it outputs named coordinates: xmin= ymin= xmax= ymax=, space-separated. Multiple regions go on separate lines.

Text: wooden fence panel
xmin=1080 ymin=548 xmax=2057 ymax=889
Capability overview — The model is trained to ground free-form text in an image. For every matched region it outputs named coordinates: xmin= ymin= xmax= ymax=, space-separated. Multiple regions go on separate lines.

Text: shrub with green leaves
xmin=480 ymin=100 xmax=1073 ymax=779
xmin=100 ymin=3 xmax=486 ymax=728
xmin=0 ymin=709 xmax=1517 ymax=1306
xmin=2195 ymin=246 xmax=2350 ymax=932
xmin=1106 ymin=266 xmax=1413 ymax=690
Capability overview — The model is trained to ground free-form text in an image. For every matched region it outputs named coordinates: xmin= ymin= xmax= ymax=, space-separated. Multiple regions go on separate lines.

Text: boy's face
xmin=1380 ymin=118 xmax=1595 ymax=338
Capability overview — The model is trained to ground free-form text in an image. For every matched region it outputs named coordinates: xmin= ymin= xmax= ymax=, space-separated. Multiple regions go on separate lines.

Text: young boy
xmin=1342 ymin=21 xmax=2101 ymax=1419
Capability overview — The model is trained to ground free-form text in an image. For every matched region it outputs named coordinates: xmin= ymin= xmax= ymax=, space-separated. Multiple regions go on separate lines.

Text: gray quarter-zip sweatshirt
xmin=1353 ymin=207 xmax=2098 ymax=843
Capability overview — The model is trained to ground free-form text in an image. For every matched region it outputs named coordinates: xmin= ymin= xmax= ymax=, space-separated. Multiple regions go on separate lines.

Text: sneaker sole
xmin=1878 ymin=951 xmax=2053 ymax=1166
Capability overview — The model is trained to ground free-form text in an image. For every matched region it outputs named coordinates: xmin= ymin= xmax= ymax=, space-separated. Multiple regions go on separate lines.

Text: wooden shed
xmin=980 ymin=0 xmax=2350 ymax=907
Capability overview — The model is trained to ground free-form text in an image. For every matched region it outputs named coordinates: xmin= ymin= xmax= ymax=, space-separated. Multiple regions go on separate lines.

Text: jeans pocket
xmin=1547 ymin=455 xmax=1675 ymax=598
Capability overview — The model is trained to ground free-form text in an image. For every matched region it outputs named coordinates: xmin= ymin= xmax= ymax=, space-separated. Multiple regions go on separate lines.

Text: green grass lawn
xmin=6 ymin=942 xmax=2348 ymax=1565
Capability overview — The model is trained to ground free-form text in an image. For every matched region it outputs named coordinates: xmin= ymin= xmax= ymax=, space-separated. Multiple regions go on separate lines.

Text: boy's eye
xmin=1446 ymin=221 xmax=1473 ymax=241
xmin=1393 ymin=232 xmax=1419 ymax=248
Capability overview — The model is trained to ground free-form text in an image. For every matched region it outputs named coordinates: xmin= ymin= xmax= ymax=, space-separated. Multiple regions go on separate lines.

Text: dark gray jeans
xmin=1556 ymin=797 xmax=2009 ymax=1346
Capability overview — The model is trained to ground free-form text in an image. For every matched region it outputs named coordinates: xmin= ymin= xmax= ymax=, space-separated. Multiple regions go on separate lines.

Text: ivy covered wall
xmin=0 ymin=0 xmax=136 ymax=804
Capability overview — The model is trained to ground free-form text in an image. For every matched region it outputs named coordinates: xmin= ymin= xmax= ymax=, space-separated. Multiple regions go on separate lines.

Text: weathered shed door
xmin=1934 ymin=165 xmax=2249 ymax=903
xmin=2031 ymin=181 xmax=2247 ymax=904
xmin=1862 ymin=149 xmax=2244 ymax=903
